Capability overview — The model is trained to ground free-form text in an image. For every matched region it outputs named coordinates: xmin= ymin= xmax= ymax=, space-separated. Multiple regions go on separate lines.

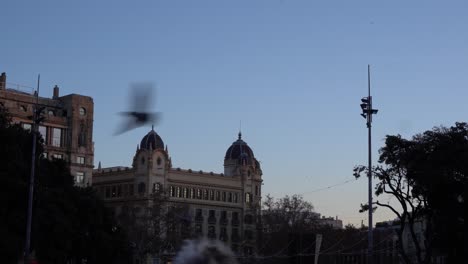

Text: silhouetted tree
xmin=354 ymin=122 xmax=467 ymax=263
xmin=0 ymin=105 xmax=131 ymax=263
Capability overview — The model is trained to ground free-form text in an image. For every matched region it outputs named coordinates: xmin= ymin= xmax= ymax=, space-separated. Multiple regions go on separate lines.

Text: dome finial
xmin=152 ymin=124 xmax=154 ymax=131
xmin=238 ymin=120 xmax=242 ymax=140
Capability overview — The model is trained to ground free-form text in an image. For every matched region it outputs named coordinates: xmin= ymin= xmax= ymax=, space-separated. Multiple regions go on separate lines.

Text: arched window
xmin=79 ymin=107 xmax=86 ymax=116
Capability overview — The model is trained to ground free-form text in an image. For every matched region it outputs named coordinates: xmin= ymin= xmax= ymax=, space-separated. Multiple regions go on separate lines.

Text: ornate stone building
xmin=0 ymin=72 xmax=94 ymax=186
xmin=93 ymin=128 xmax=263 ymax=259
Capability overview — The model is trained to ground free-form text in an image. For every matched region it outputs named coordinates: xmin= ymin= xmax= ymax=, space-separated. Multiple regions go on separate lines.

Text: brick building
xmin=0 ymin=72 xmax=94 ymax=186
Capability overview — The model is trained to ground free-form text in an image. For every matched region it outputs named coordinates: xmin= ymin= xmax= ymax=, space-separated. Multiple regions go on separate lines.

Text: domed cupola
xmin=140 ymin=126 xmax=164 ymax=150
xmin=224 ymin=132 xmax=255 ymax=165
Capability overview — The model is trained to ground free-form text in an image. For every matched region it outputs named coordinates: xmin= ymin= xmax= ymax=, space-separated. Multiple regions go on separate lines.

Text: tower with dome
xmin=93 ymin=128 xmax=263 ymax=262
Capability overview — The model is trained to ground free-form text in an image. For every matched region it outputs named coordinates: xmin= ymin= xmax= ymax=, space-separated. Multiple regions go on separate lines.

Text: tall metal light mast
xmin=24 ymin=75 xmax=44 ymax=263
xmin=360 ymin=65 xmax=378 ymax=264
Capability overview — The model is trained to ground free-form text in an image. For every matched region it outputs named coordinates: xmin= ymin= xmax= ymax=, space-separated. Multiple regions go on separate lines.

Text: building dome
xmin=224 ymin=132 xmax=255 ymax=164
xmin=140 ymin=127 xmax=164 ymax=150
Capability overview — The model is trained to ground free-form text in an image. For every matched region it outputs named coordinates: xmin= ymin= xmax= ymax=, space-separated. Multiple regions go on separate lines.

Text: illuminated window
xmin=190 ymin=188 xmax=195 ymax=199
xmin=22 ymin=123 xmax=32 ymax=131
xmin=39 ymin=126 xmax=47 ymax=143
xmin=48 ymin=110 xmax=55 ymax=116
xmin=170 ymin=186 xmax=175 ymax=197
xmin=79 ymin=107 xmax=86 ymax=116
xmin=75 ymin=172 xmax=84 ymax=184
xmin=209 ymin=190 xmax=214 ymax=200
xmin=176 ymin=186 xmax=181 ymax=197
xmin=245 ymin=193 xmax=251 ymax=204
xmin=197 ymin=189 xmax=201 ymax=199
xmin=52 ymin=153 xmax=63 ymax=159
xmin=77 ymin=156 xmax=85 ymax=164
xmin=153 ymin=183 xmax=161 ymax=193
xmin=52 ymin=128 xmax=62 ymax=147
xmin=183 ymin=188 xmax=188 ymax=198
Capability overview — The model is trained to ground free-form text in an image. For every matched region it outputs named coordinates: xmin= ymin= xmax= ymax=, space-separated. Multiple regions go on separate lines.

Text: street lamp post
xmin=24 ymin=75 xmax=44 ymax=263
xmin=360 ymin=65 xmax=378 ymax=264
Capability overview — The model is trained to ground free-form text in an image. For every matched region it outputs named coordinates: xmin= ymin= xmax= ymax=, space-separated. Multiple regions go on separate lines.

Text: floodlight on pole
xmin=360 ymin=65 xmax=378 ymax=264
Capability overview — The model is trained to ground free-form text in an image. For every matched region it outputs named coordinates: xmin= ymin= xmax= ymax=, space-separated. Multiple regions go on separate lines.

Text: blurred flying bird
xmin=114 ymin=83 xmax=161 ymax=135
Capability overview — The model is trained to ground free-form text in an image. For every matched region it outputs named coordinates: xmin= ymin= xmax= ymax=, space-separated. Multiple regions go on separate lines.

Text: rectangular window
xmin=216 ymin=191 xmax=220 ymax=201
xmin=77 ymin=156 xmax=85 ymax=164
xmin=209 ymin=190 xmax=214 ymax=200
xmin=52 ymin=128 xmax=62 ymax=147
xmin=52 ymin=153 xmax=63 ymax=159
xmin=222 ymin=192 xmax=227 ymax=202
xmin=190 ymin=188 xmax=195 ymax=199
xmin=234 ymin=193 xmax=239 ymax=203
xmin=105 ymin=186 xmax=111 ymax=198
xmin=196 ymin=209 xmax=203 ymax=218
xmin=153 ymin=183 xmax=161 ymax=193
xmin=183 ymin=188 xmax=188 ymax=198
xmin=117 ymin=185 xmax=122 ymax=197
xmin=209 ymin=210 xmax=215 ymax=218
xmin=75 ymin=172 xmax=84 ymax=184
xmin=228 ymin=192 xmax=233 ymax=203
xmin=129 ymin=184 xmax=134 ymax=196
xmin=176 ymin=186 xmax=181 ymax=197
xmin=203 ymin=189 xmax=208 ymax=200
xmin=195 ymin=224 xmax=202 ymax=235
xmin=42 ymin=152 xmax=48 ymax=159
xmin=197 ymin=189 xmax=201 ymax=199
xmin=39 ymin=126 xmax=47 ymax=143
xmin=245 ymin=193 xmax=251 ymax=204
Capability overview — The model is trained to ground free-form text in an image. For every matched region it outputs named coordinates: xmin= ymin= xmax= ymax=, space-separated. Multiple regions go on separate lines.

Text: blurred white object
xmin=173 ymin=239 xmax=238 ymax=264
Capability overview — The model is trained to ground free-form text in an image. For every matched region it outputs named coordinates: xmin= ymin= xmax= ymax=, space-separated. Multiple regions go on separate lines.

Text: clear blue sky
xmin=2 ymin=0 xmax=468 ymax=226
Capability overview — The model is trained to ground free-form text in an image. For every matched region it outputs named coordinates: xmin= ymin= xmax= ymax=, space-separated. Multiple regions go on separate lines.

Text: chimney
xmin=53 ymin=85 xmax=59 ymax=99
xmin=0 ymin=72 xmax=6 ymax=90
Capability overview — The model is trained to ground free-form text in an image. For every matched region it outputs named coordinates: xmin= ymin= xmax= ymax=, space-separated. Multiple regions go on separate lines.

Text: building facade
xmin=93 ymin=129 xmax=263 ymax=261
xmin=0 ymin=72 xmax=94 ymax=186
